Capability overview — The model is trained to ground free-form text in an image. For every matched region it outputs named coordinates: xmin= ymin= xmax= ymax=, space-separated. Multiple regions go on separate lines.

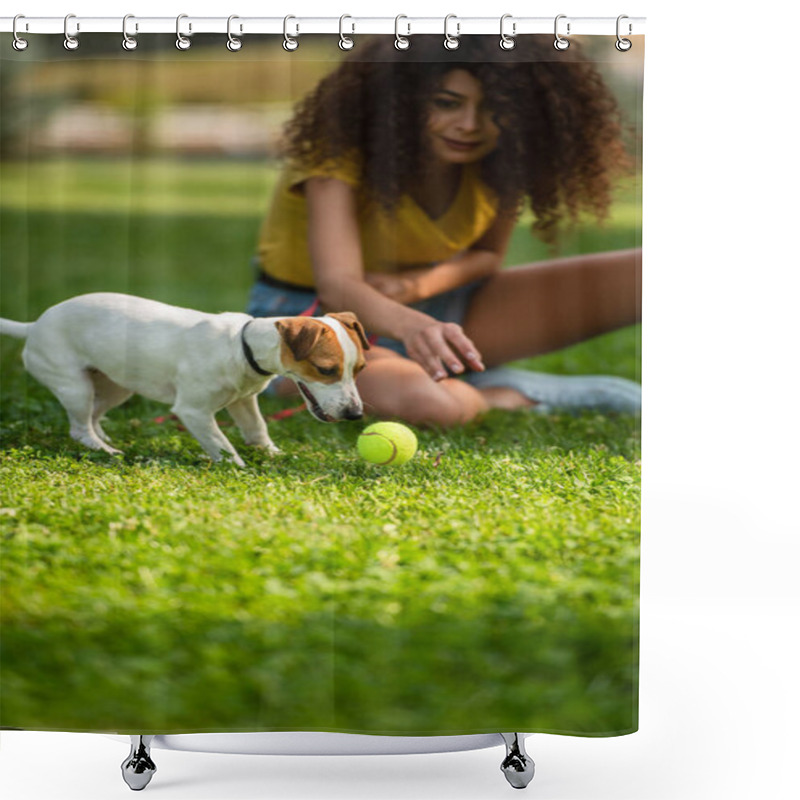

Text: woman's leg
xmin=268 ymin=346 xmax=500 ymax=426
xmin=356 ymin=346 xmax=493 ymax=426
xmin=267 ymin=245 xmax=643 ymax=426
xmin=463 ymin=248 xmax=642 ymax=366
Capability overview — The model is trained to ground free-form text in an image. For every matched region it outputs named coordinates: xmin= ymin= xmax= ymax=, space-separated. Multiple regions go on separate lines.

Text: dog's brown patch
xmin=327 ymin=312 xmax=368 ymax=375
xmin=275 ymin=318 xmax=344 ymax=385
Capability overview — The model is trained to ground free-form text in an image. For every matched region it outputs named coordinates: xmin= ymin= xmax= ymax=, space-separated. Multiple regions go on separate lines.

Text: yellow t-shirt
xmin=255 ymin=156 xmax=499 ymax=288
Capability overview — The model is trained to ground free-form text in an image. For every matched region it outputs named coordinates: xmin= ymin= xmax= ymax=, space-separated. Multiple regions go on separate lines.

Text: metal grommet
xmin=122 ymin=14 xmax=138 ymax=51
xmin=339 ymin=14 xmax=354 ymax=50
xmin=63 ymin=13 xmax=79 ymax=51
xmin=175 ymin=14 xmax=191 ymax=50
xmin=499 ymin=14 xmax=516 ymax=50
xmin=554 ymin=14 xmax=570 ymax=51
xmin=394 ymin=15 xmax=410 ymax=51
xmin=444 ymin=14 xmax=460 ymax=50
xmin=227 ymin=15 xmax=242 ymax=51
xmin=283 ymin=15 xmax=299 ymax=51
xmin=12 ymin=15 xmax=28 ymax=51
xmin=615 ymin=14 xmax=632 ymax=51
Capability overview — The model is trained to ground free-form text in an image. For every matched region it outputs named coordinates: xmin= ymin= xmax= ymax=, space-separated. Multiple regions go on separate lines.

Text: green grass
xmin=0 ymin=158 xmax=640 ymax=736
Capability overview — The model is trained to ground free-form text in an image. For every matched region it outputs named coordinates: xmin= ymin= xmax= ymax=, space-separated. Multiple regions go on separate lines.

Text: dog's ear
xmin=275 ymin=318 xmax=326 ymax=362
xmin=327 ymin=312 xmax=370 ymax=351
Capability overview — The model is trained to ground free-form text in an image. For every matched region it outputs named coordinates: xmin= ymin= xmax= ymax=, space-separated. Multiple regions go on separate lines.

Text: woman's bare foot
xmin=477 ymin=386 xmax=536 ymax=411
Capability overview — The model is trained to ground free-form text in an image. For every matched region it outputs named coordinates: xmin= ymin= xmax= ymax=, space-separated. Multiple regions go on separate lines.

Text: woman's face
xmin=424 ymin=69 xmax=501 ymax=166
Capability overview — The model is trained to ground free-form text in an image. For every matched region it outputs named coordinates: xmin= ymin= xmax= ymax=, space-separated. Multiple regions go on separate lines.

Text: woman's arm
xmin=364 ymin=213 xmax=517 ymax=305
xmin=304 ymin=176 xmax=485 ymax=379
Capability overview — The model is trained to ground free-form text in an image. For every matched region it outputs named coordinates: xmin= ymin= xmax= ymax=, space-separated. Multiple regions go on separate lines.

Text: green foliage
xmin=0 ymin=392 xmax=639 ymax=734
xmin=0 ymin=158 xmax=640 ymax=735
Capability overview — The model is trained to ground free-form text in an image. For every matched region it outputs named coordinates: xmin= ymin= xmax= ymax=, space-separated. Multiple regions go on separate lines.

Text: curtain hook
xmin=283 ymin=15 xmax=299 ymax=51
xmin=615 ymin=14 xmax=632 ymax=51
xmin=12 ymin=15 xmax=28 ymax=51
xmin=339 ymin=14 xmax=354 ymax=50
xmin=554 ymin=14 xmax=570 ymax=50
xmin=444 ymin=14 xmax=460 ymax=50
xmin=122 ymin=14 xmax=138 ymax=51
xmin=176 ymin=14 xmax=191 ymax=50
xmin=499 ymin=14 xmax=516 ymax=50
xmin=394 ymin=15 xmax=410 ymax=50
xmin=63 ymin=13 xmax=79 ymax=51
xmin=227 ymin=15 xmax=243 ymax=51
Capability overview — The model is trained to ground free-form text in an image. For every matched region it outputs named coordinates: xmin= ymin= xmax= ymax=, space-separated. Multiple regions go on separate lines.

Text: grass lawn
xmin=0 ymin=159 xmax=640 ymax=736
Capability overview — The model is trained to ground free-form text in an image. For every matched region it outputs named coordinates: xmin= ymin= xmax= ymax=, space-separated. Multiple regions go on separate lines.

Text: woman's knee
xmin=368 ymin=379 xmax=486 ymax=428
xmin=357 ymin=360 xmax=485 ymax=427
xmin=401 ymin=381 xmax=473 ymax=427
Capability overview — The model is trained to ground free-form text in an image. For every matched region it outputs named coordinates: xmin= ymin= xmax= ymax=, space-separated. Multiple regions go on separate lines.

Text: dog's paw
xmin=93 ymin=421 xmax=112 ymax=443
xmin=248 ymin=441 xmax=281 ymax=455
xmin=216 ymin=450 xmax=246 ymax=467
xmin=72 ymin=431 xmax=124 ymax=456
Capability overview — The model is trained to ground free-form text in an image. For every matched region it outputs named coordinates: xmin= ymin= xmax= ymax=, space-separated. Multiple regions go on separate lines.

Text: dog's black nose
xmin=344 ymin=407 xmax=363 ymax=421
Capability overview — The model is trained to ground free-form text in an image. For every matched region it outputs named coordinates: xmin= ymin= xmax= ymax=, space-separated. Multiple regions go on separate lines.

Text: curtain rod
xmin=1 ymin=16 xmax=646 ymax=38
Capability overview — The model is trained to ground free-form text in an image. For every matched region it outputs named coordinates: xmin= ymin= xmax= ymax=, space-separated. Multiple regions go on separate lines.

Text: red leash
xmin=266 ymin=405 xmax=306 ymax=420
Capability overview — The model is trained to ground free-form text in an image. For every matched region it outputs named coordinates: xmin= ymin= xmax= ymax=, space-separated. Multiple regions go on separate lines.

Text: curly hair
xmin=284 ymin=35 xmax=631 ymax=243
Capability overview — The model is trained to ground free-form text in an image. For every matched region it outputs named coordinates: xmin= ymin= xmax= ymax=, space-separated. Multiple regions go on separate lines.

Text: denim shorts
xmin=246 ymin=273 xmax=484 ymax=357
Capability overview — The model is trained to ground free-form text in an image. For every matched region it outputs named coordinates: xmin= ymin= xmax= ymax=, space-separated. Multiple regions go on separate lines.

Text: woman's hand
xmin=363 ymin=272 xmax=422 ymax=305
xmin=401 ymin=318 xmax=485 ymax=381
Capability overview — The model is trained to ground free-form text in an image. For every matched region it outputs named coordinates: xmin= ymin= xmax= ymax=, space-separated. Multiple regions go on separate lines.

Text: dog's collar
xmin=240 ymin=320 xmax=273 ymax=377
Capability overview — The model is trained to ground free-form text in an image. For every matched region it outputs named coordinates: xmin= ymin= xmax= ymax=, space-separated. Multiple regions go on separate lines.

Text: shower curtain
xmin=0 ymin=31 xmax=643 ymax=737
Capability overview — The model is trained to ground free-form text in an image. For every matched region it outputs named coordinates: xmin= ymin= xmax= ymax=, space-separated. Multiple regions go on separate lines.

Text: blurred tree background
xmin=1 ymin=34 xmax=642 ymax=161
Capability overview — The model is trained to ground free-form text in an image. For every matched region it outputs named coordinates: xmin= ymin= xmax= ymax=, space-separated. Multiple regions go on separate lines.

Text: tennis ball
xmin=357 ymin=422 xmax=418 ymax=466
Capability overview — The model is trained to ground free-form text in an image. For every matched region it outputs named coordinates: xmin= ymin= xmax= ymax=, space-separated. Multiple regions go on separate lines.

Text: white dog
xmin=0 ymin=293 xmax=369 ymax=466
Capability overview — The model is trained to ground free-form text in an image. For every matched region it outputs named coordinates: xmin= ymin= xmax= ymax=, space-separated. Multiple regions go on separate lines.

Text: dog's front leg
xmin=226 ymin=395 xmax=280 ymax=454
xmin=171 ymin=402 xmax=246 ymax=467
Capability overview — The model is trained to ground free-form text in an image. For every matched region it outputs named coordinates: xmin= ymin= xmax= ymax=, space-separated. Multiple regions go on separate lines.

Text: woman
xmin=248 ymin=35 xmax=641 ymax=426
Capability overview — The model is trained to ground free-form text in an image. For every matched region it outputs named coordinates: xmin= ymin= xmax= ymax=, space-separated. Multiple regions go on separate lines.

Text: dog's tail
xmin=0 ymin=318 xmax=32 ymax=339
